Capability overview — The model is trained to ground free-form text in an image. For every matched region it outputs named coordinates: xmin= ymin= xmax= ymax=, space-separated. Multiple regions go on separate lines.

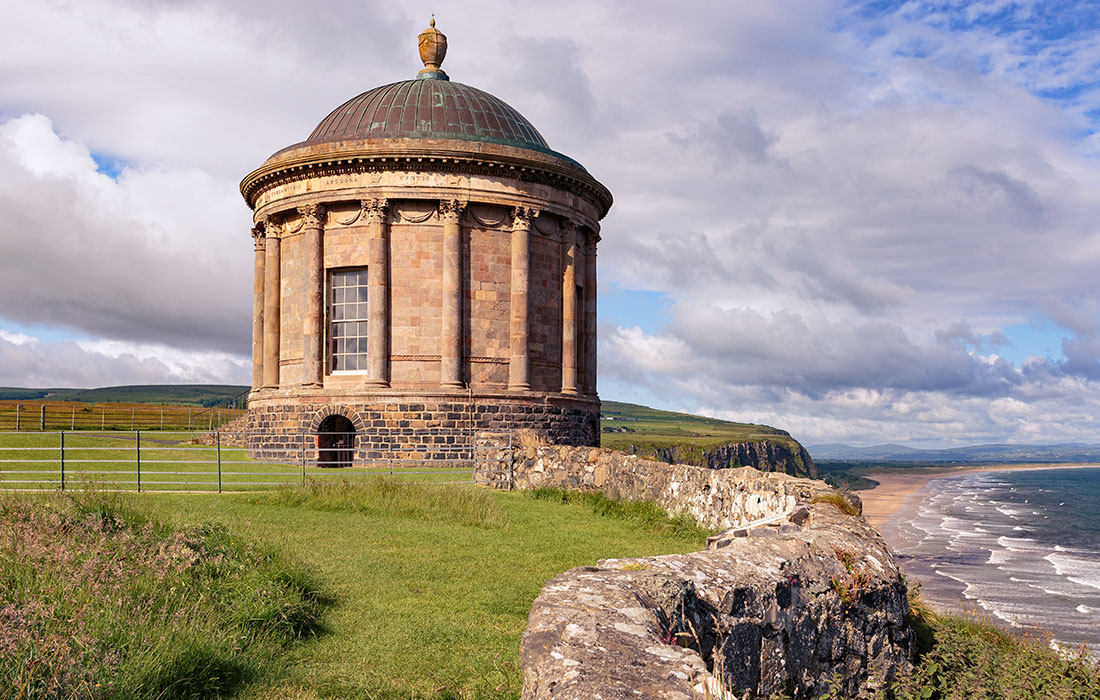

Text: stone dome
xmin=304 ymin=78 xmax=567 ymax=156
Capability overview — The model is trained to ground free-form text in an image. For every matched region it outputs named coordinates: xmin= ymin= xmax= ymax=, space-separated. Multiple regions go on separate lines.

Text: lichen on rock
xmin=520 ymin=503 xmax=912 ymax=699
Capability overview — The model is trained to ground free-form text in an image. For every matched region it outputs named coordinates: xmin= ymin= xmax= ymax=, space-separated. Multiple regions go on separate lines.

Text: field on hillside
xmin=0 ymin=384 xmax=250 ymax=406
xmin=0 ymin=399 xmax=245 ymax=431
xmin=600 ymin=400 xmax=803 ymax=453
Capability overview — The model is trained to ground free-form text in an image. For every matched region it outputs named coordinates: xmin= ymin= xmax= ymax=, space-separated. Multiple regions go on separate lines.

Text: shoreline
xmin=859 ymin=462 xmax=1100 ymax=529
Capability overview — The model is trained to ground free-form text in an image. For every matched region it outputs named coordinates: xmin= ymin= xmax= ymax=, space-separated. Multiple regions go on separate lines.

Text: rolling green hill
xmin=600 ymin=401 xmax=816 ymax=477
xmin=0 ymin=384 xmax=250 ymax=406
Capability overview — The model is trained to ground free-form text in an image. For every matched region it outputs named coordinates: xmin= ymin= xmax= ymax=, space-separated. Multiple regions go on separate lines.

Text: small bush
xmin=252 ymin=477 xmax=510 ymax=528
xmin=526 ymin=487 xmax=715 ymax=540
xmin=0 ymin=492 xmax=325 ymax=700
xmin=811 ymin=491 xmax=861 ymax=516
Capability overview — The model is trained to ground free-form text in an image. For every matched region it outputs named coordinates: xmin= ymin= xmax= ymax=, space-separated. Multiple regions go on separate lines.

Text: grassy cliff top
xmin=600 ymin=400 xmax=803 ymax=453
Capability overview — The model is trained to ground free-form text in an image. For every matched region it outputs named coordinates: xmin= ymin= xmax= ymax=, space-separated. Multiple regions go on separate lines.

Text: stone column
xmin=262 ymin=217 xmax=282 ymax=389
xmin=299 ymin=204 xmax=325 ymax=387
xmin=440 ymin=200 xmax=466 ymax=388
xmin=250 ymin=226 xmax=266 ymax=391
xmin=583 ymin=232 xmax=598 ymax=395
xmin=509 ymin=207 xmax=537 ymax=391
xmin=560 ymin=221 xmax=579 ymax=395
xmin=364 ymin=199 xmax=390 ymax=387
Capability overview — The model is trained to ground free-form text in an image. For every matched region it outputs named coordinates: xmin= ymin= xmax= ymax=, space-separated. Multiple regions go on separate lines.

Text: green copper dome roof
xmin=306 ymin=79 xmax=555 ymax=155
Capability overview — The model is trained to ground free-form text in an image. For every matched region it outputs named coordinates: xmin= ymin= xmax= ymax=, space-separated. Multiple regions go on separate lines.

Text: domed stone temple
xmin=240 ymin=20 xmax=612 ymax=464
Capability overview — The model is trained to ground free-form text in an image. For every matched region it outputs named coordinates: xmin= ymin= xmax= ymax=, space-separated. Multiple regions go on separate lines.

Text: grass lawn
xmin=130 ymin=485 xmax=709 ymax=699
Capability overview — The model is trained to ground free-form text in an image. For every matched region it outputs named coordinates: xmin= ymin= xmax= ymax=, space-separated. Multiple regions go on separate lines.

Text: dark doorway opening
xmin=317 ymin=415 xmax=355 ymax=467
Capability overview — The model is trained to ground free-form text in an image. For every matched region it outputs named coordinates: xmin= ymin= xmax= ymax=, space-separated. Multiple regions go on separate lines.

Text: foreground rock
xmin=520 ymin=502 xmax=911 ymax=700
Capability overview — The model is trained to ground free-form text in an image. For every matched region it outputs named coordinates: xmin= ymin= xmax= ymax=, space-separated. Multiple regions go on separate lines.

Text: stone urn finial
xmin=417 ymin=16 xmax=449 ymax=81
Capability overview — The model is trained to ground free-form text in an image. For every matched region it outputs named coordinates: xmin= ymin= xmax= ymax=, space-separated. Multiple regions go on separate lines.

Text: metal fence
xmin=0 ymin=401 xmax=246 ymax=432
xmin=0 ymin=431 xmax=498 ymax=492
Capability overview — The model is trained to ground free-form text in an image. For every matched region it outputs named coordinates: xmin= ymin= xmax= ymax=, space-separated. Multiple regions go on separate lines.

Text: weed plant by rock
xmin=0 ymin=491 xmax=324 ymax=700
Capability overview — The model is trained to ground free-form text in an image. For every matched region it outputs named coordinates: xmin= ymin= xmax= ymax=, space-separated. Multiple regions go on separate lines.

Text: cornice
xmin=239 ymin=140 xmax=613 ymax=220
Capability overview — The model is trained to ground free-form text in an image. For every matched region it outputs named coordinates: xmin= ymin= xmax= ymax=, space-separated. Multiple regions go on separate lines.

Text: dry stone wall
xmin=474 ymin=443 xmax=837 ymax=530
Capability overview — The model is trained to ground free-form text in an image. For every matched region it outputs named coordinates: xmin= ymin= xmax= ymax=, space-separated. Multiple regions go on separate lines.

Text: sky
xmin=3 ymin=1 xmax=1100 ymax=448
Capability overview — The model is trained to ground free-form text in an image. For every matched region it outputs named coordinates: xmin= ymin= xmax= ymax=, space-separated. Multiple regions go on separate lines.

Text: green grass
xmin=526 ymin=486 xmax=717 ymax=540
xmin=251 ymin=478 xmax=510 ymax=528
xmin=0 ymin=490 xmax=323 ymax=700
xmin=124 ymin=482 xmax=709 ymax=699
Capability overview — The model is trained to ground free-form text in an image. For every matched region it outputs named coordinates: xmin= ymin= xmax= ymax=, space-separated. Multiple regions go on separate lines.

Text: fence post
xmin=188 ymin=408 xmax=192 ymax=432
xmin=131 ymin=408 xmax=135 ymax=431
xmin=40 ymin=405 xmax=45 ymax=430
xmin=217 ymin=431 xmax=222 ymax=494
xmin=136 ymin=431 xmax=141 ymax=493
xmin=60 ymin=431 xmax=65 ymax=492
xmin=15 ymin=405 xmax=19 ymax=431
xmin=301 ymin=433 xmax=306 ymax=486
xmin=508 ymin=431 xmax=514 ymax=490
xmin=160 ymin=407 xmax=163 ymax=430
xmin=101 ymin=406 xmax=105 ymax=430
xmin=71 ymin=406 xmax=75 ymax=430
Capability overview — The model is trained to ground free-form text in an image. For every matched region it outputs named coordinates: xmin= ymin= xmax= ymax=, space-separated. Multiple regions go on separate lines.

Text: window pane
xmin=357 ymin=286 xmax=368 ymax=303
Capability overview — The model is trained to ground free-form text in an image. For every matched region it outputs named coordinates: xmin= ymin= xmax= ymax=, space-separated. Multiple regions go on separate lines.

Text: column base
xmin=363 ymin=379 xmax=390 ymax=388
xmin=561 ymin=387 xmax=579 ymax=395
xmin=508 ymin=383 xmax=531 ymax=392
xmin=440 ymin=381 xmax=465 ymax=389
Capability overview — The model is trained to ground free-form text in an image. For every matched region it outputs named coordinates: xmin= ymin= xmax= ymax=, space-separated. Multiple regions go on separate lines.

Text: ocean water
xmin=882 ymin=466 xmax=1100 ymax=653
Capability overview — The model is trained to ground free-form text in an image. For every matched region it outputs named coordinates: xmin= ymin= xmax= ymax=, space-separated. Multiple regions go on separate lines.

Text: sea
xmin=881 ymin=466 xmax=1100 ymax=654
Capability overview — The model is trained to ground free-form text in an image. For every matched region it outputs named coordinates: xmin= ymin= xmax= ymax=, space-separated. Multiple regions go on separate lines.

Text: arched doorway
xmin=317 ymin=414 xmax=355 ymax=467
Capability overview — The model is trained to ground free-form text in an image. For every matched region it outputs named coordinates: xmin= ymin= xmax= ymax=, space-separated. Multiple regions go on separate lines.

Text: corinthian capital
xmin=263 ymin=216 xmax=281 ymax=238
xmin=297 ymin=204 xmax=325 ymax=229
xmin=361 ymin=198 xmax=389 ymax=224
xmin=251 ymin=225 xmax=266 ymax=250
xmin=511 ymin=206 xmax=539 ymax=230
xmin=439 ymin=199 xmax=467 ymax=223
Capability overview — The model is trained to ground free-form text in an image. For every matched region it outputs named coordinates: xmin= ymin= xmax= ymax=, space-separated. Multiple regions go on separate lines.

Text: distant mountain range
xmin=808 ymin=442 xmax=1100 ymax=463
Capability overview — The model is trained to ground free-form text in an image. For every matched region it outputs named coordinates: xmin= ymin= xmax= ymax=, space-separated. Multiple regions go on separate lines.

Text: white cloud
xmin=0 ymin=332 xmax=248 ymax=388
xmin=3 ymin=1 xmax=1100 ymax=445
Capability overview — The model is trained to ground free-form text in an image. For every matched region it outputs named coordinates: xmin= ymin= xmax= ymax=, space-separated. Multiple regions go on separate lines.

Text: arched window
xmin=317 ymin=414 xmax=356 ymax=467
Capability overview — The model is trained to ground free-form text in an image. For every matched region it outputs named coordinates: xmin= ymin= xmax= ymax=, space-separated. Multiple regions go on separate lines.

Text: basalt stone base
xmin=246 ymin=389 xmax=599 ymax=464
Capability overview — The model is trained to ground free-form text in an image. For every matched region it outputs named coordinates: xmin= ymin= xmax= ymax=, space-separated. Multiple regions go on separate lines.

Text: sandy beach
xmin=859 ymin=463 xmax=1100 ymax=529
